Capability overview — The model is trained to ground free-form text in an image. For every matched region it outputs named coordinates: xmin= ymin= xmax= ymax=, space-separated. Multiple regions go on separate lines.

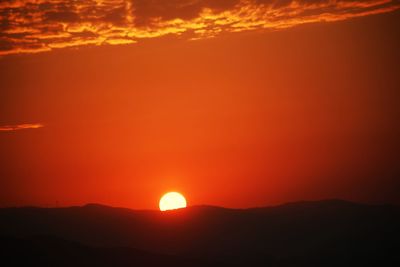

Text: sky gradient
xmin=1 ymin=1 xmax=399 ymax=209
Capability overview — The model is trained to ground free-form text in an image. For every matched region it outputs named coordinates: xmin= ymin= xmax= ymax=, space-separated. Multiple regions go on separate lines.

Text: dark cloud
xmin=133 ymin=0 xmax=239 ymax=25
xmin=0 ymin=0 xmax=399 ymax=55
xmin=69 ymin=30 xmax=99 ymax=38
xmin=44 ymin=11 xmax=80 ymax=23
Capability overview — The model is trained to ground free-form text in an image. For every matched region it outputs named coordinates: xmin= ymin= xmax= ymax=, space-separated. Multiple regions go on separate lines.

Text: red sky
xmin=1 ymin=0 xmax=400 ymax=209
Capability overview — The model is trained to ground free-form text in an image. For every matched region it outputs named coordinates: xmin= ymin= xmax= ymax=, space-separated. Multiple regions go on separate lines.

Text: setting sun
xmin=159 ymin=192 xmax=187 ymax=211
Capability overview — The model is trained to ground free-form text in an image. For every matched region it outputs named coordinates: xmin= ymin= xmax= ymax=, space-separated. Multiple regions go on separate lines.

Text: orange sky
xmin=1 ymin=1 xmax=400 ymax=209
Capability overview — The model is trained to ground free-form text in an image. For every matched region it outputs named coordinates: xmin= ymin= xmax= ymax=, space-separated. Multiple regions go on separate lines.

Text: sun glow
xmin=159 ymin=192 xmax=187 ymax=211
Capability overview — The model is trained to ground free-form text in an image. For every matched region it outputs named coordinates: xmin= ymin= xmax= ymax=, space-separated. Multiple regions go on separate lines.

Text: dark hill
xmin=0 ymin=235 xmax=222 ymax=267
xmin=0 ymin=200 xmax=399 ymax=266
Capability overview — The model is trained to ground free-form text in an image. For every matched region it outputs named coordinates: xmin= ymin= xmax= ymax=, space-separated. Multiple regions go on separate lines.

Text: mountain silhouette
xmin=1 ymin=199 xmax=399 ymax=266
xmin=0 ymin=235 xmax=223 ymax=267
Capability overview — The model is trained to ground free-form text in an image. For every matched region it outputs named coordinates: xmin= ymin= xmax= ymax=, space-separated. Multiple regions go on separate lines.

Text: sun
xmin=159 ymin=192 xmax=187 ymax=211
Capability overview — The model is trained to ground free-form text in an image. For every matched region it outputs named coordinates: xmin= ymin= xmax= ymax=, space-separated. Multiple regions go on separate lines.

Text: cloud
xmin=0 ymin=0 xmax=399 ymax=55
xmin=0 ymin=123 xmax=44 ymax=131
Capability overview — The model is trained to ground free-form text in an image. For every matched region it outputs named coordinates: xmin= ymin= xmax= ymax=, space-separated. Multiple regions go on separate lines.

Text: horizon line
xmin=0 ymin=198 xmax=394 ymax=211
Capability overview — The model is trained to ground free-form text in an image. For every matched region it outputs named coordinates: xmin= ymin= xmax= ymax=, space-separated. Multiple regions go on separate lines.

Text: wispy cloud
xmin=0 ymin=123 xmax=44 ymax=131
xmin=0 ymin=0 xmax=399 ymax=55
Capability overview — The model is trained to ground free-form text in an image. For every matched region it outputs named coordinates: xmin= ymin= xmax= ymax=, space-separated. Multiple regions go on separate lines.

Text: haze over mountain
xmin=1 ymin=200 xmax=399 ymax=266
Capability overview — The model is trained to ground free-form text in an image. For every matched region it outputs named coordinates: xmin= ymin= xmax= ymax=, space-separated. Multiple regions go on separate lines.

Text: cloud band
xmin=0 ymin=123 xmax=44 ymax=131
xmin=0 ymin=0 xmax=399 ymax=55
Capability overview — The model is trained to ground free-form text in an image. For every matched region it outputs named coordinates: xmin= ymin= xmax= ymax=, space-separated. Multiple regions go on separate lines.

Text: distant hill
xmin=0 ymin=200 xmax=399 ymax=266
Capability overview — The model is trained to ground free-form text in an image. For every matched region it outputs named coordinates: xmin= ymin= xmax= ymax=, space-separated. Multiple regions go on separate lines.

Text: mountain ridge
xmin=1 ymin=199 xmax=399 ymax=266
xmin=2 ymin=198 xmax=392 ymax=212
